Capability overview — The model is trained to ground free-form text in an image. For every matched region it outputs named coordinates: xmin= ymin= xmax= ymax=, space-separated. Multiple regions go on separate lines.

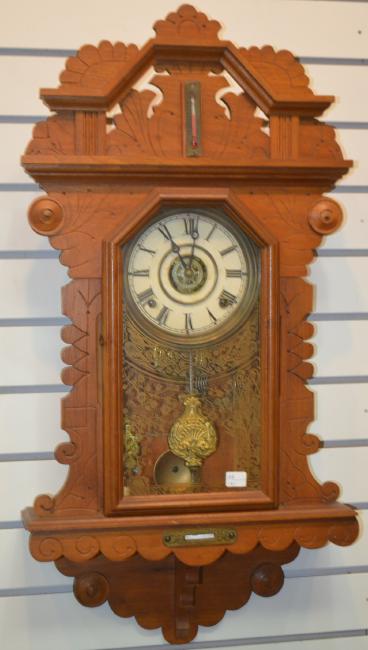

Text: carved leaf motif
xmin=300 ymin=120 xmax=344 ymax=160
xmin=26 ymin=115 xmax=74 ymax=155
xmin=239 ymin=46 xmax=312 ymax=97
xmin=107 ymin=71 xmax=270 ymax=160
xmin=58 ymin=41 xmax=139 ymax=92
xmin=238 ymin=193 xmax=322 ymax=277
xmin=45 ymin=193 xmax=142 ymax=278
xmin=154 ymin=4 xmax=221 ymax=43
xmin=107 ymin=90 xmax=159 ymax=156
xmin=219 ymin=93 xmax=269 ymax=159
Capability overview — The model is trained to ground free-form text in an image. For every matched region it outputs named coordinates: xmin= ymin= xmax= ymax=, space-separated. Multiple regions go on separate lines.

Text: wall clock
xmin=21 ymin=4 xmax=359 ymax=644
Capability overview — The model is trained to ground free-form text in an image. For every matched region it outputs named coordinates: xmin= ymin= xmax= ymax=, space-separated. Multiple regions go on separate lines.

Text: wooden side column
xmin=75 ymin=111 xmax=106 ymax=154
xmin=270 ymin=115 xmax=299 ymax=159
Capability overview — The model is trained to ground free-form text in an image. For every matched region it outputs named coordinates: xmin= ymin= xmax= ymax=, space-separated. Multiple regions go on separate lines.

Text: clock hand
xmin=188 ymin=218 xmax=199 ymax=269
xmin=159 ymin=224 xmax=188 ymax=269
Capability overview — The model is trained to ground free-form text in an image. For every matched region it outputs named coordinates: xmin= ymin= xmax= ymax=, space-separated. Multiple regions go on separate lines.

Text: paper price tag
xmin=225 ymin=471 xmax=247 ymax=488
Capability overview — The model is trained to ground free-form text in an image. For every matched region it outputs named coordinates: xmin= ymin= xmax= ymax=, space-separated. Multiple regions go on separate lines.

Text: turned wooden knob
xmin=251 ymin=562 xmax=284 ymax=597
xmin=308 ymin=198 xmax=343 ymax=235
xmin=28 ymin=197 xmax=64 ymax=235
xmin=74 ymin=572 xmax=109 ymax=607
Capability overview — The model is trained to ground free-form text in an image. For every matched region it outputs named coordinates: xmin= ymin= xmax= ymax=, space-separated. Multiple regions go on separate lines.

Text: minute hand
xmin=160 ymin=224 xmax=188 ymax=268
xmin=189 ymin=226 xmax=199 ymax=267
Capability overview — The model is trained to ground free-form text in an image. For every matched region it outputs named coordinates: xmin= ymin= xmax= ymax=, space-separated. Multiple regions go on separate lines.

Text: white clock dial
xmin=124 ymin=210 xmax=259 ymax=345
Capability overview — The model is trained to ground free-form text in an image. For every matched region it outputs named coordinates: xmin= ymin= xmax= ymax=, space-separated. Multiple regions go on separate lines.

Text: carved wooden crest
xmin=22 ymin=5 xmax=358 ymax=644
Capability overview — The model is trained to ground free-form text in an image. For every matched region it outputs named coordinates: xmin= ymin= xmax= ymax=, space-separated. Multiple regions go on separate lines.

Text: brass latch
xmin=163 ymin=528 xmax=237 ymax=547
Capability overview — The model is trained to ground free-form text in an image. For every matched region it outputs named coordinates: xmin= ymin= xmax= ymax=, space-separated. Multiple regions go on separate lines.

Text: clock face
xmin=124 ymin=209 xmax=259 ymax=345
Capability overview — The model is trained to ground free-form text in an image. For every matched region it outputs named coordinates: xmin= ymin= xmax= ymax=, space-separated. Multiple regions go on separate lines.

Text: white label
xmin=184 ymin=533 xmax=215 ymax=541
xmin=225 ymin=471 xmax=247 ymax=488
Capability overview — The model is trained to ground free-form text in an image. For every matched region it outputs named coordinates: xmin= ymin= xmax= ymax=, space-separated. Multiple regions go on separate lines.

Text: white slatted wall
xmin=0 ymin=1 xmax=367 ymax=648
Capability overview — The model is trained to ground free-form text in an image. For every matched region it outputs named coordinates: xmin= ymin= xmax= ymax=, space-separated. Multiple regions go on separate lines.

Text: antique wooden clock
xmin=22 ymin=5 xmax=359 ymax=644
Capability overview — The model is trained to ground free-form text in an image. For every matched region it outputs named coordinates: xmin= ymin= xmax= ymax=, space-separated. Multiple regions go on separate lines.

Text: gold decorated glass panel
xmin=121 ymin=209 xmax=261 ymax=496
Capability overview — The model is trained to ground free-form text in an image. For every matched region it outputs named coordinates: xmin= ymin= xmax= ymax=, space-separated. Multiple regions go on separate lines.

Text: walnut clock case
xmin=22 ymin=5 xmax=359 ymax=644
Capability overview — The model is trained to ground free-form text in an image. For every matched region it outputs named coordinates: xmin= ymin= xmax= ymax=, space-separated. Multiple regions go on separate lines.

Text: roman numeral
xmin=184 ymin=216 xmax=199 ymax=236
xmin=206 ymin=223 xmax=217 ymax=241
xmin=185 ymin=313 xmax=193 ymax=331
xmin=225 ymin=269 xmax=243 ymax=278
xmin=207 ymin=308 xmax=217 ymax=324
xmin=219 ymin=289 xmax=237 ymax=306
xmin=220 ymin=245 xmax=237 ymax=256
xmin=128 ymin=269 xmax=150 ymax=277
xmin=138 ymin=244 xmax=156 ymax=255
xmin=156 ymin=306 xmax=170 ymax=326
xmin=137 ymin=287 xmax=154 ymax=304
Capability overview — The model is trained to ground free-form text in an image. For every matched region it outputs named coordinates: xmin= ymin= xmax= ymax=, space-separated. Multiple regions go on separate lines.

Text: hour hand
xmin=158 ymin=224 xmax=188 ymax=268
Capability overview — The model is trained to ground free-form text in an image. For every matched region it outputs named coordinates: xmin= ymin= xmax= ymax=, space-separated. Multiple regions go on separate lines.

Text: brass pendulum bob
xmin=168 ymin=392 xmax=217 ymax=486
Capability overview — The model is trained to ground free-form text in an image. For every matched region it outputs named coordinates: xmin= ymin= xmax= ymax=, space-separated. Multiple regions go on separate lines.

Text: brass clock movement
xmin=22 ymin=5 xmax=358 ymax=644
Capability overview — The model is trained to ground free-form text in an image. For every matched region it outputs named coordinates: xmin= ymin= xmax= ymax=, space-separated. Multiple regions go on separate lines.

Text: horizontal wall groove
xmin=322 ymin=439 xmax=368 ymax=448
xmin=2 ymin=248 xmax=368 ymax=261
xmin=326 ymin=121 xmax=368 ymax=130
xmin=1 ymin=48 xmax=368 ymax=67
xmin=3 ymin=443 xmax=368 ymax=462
xmin=3 ymin=571 xmax=368 ymax=600
xmin=1 ymin=379 xmax=367 ymax=393
xmin=309 ymin=376 xmax=368 ymax=385
xmin=1 ymin=503 xmax=366 ymax=529
xmin=0 ymin=384 xmax=69 ymax=394
xmin=0 ymin=47 xmax=76 ymax=57
xmin=351 ymin=502 xmax=368 ymax=510
xmin=3 ymin=114 xmax=368 ymax=131
xmin=0 ymin=317 xmax=69 ymax=327
xmin=310 ymin=313 xmax=368 ymax=321
xmin=110 ymin=629 xmax=368 ymax=650
xmin=0 ymin=183 xmax=40 ymax=192
xmin=332 ymin=186 xmax=368 ymax=193
xmin=0 ymin=452 xmax=55 ymax=462
xmin=284 ymin=565 xmax=368 ymax=579
xmin=0 ymin=585 xmax=73 ymax=598
xmin=0 ymin=521 xmax=24 ymax=530
xmin=317 ymin=249 xmax=368 ymax=257
xmin=1 ymin=314 xmax=367 ymax=327
xmin=299 ymin=56 xmax=368 ymax=66
xmin=0 ymin=115 xmax=45 ymax=124
xmin=0 ymin=250 xmax=59 ymax=259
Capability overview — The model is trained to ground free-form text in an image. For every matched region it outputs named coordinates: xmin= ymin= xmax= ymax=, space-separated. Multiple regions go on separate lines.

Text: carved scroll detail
xmin=29 ymin=518 xmax=359 ymax=566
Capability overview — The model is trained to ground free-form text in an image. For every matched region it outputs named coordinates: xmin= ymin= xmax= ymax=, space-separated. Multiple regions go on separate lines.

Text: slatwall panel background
xmin=1 ymin=1 xmax=367 ymax=648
